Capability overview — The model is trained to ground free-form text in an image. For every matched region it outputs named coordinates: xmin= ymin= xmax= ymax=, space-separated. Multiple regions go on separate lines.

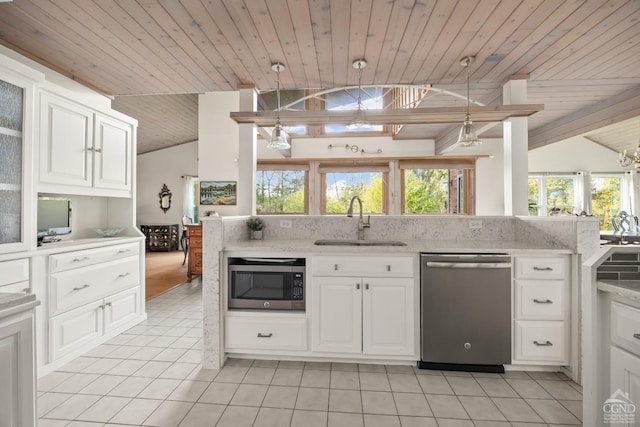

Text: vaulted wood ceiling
xmin=0 ymin=0 xmax=638 ymax=154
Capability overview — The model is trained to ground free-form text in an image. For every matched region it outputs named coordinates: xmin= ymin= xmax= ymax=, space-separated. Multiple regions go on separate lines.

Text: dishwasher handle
xmin=425 ymin=261 xmax=512 ymax=269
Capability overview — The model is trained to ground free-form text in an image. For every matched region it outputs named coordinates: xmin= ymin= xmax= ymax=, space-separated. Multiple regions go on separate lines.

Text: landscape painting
xmin=200 ymin=181 xmax=237 ymax=205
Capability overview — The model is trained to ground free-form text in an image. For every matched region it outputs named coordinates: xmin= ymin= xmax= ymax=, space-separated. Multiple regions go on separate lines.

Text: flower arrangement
xmin=246 ymin=216 xmax=265 ymax=231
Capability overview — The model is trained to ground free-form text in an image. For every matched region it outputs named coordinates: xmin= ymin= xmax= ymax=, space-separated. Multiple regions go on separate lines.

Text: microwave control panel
xmin=292 ymin=273 xmax=304 ymax=300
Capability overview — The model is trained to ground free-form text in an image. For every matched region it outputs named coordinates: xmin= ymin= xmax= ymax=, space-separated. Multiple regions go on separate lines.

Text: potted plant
xmin=247 ymin=216 xmax=265 ymax=240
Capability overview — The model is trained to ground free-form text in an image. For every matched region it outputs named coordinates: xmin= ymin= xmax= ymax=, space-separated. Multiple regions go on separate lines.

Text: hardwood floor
xmin=145 ymin=250 xmax=188 ymax=300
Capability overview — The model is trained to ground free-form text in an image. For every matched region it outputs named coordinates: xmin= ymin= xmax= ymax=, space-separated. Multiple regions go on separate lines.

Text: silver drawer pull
xmin=356 ymin=283 xmax=360 ymax=290
xmin=334 ymin=264 xmax=338 ymax=270
xmin=633 ymin=334 xmax=640 ymax=340
xmin=105 ymin=302 xmax=112 ymax=307
xmin=533 ymin=299 xmax=553 ymax=304
xmin=117 ymin=272 xmax=132 ymax=278
xmin=72 ymin=284 xmax=90 ymax=291
xmin=72 ymin=257 xmax=90 ymax=262
xmin=117 ymin=249 xmax=131 ymax=254
xmin=93 ymin=148 xmax=102 ymax=153
xmin=387 ymin=265 xmax=391 ymax=271
xmin=365 ymin=283 xmax=369 ymax=290
xmin=533 ymin=266 xmax=553 ymax=271
xmin=533 ymin=340 xmax=553 ymax=346
xmin=257 ymin=333 xmax=272 ymax=338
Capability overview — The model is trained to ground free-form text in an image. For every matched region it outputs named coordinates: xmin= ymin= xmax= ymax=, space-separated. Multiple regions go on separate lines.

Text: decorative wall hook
xmin=327 ymin=144 xmax=382 ymax=155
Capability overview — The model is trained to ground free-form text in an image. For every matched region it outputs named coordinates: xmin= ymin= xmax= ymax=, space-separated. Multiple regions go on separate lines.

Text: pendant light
xmin=347 ymin=59 xmax=370 ymax=129
xmin=267 ymin=62 xmax=290 ymax=150
xmin=456 ymin=56 xmax=482 ymax=147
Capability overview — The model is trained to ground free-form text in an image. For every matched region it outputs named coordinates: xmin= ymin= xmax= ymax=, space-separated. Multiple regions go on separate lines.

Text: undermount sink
xmin=314 ymin=239 xmax=407 ymax=247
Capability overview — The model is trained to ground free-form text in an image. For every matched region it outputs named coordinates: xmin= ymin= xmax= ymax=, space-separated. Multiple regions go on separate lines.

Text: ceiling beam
xmin=230 ymin=104 xmax=543 ymax=127
xmin=528 ymin=87 xmax=640 ymax=150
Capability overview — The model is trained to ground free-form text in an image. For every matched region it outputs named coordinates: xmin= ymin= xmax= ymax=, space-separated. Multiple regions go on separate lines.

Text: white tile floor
xmin=37 ymin=279 xmax=583 ymax=426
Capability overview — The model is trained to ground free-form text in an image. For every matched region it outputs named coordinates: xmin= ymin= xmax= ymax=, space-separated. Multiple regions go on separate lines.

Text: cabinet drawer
xmin=312 ymin=256 xmax=414 ymax=277
xmin=225 ymin=316 xmax=307 ymax=351
xmin=0 ymin=259 xmax=29 ymax=287
xmin=189 ymin=237 xmax=202 ymax=248
xmin=50 ymin=243 xmax=139 ymax=273
xmin=50 ymin=257 xmax=139 ymax=315
xmin=187 ymin=225 xmax=202 ymax=238
xmin=516 ymin=280 xmax=565 ymax=320
xmin=611 ymin=302 xmax=640 ymax=356
xmin=515 ymin=256 xmax=567 ymax=280
xmin=514 ymin=320 xmax=567 ymax=363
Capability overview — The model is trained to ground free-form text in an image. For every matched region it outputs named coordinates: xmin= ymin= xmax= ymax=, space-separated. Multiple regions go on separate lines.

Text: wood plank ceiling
xmin=0 ymin=0 xmax=638 ymax=154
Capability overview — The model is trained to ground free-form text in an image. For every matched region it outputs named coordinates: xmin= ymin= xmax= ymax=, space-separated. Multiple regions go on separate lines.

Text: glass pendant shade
xmin=456 ymin=115 xmax=482 ymax=146
xmin=347 ymin=107 xmax=369 ymax=129
xmin=456 ymin=56 xmax=482 ymax=147
xmin=267 ymin=123 xmax=290 ymax=149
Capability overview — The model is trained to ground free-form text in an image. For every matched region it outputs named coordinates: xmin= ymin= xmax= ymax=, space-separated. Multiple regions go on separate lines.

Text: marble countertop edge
xmin=0 ymin=292 xmax=39 ymax=317
xmin=221 ymin=239 xmax=573 ymax=254
xmin=597 ymin=280 xmax=640 ymax=300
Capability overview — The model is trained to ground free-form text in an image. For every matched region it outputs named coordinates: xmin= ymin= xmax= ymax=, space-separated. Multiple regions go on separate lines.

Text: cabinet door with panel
xmin=363 ymin=277 xmax=414 ymax=356
xmin=93 ymin=113 xmax=132 ymax=192
xmin=0 ymin=313 xmax=36 ymax=427
xmin=39 ymin=92 xmax=93 ymax=188
xmin=50 ymin=300 xmax=104 ymax=360
xmin=610 ymin=346 xmax=640 ymax=421
xmin=312 ymin=276 xmax=362 ymax=354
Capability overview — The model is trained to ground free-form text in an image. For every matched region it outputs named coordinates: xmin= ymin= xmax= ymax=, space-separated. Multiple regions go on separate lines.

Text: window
xmin=528 ymin=175 xmax=577 ymax=216
xmin=324 ymin=87 xmax=384 ymax=133
xmin=319 ymin=163 xmax=388 ymax=214
xmin=592 ymin=174 xmax=622 ymax=231
xmin=256 ymin=164 xmax=308 ymax=214
xmin=400 ymin=159 xmax=475 ymax=214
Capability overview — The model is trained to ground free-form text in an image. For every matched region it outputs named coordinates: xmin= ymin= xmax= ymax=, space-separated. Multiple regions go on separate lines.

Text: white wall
xmin=198 ymin=92 xmax=242 ymax=217
xmin=529 ymin=135 xmax=621 ymax=173
xmin=136 ymin=141 xmax=198 ymax=226
xmin=258 ymin=136 xmax=435 ymax=158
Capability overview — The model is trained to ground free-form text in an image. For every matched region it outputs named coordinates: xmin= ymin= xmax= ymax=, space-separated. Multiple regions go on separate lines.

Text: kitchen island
xmin=201 ymin=215 xmax=601 ymax=383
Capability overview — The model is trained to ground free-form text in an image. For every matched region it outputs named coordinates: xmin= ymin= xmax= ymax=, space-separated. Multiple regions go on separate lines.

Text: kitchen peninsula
xmin=200 ymin=215 xmax=601 ymax=383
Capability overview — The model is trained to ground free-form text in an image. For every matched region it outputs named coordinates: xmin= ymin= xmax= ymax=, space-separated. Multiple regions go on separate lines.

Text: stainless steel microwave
xmin=228 ymin=258 xmax=305 ymax=311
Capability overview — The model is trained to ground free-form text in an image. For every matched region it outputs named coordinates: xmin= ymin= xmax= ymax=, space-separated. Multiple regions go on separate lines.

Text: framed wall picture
xmin=200 ymin=181 xmax=237 ymax=205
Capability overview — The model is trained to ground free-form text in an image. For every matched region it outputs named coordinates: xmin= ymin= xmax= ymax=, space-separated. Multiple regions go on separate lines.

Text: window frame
xmin=528 ymin=174 xmax=578 ymax=216
xmin=256 ymin=162 xmax=309 ymax=215
xmin=318 ymin=161 xmax=389 ymax=215
xmin=399 ymin=158 xmax=475 ymax=215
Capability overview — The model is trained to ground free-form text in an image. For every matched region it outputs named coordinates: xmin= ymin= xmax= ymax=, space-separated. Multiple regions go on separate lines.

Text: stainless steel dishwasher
xmin=419 ymin=253 xmax=512 ymax=373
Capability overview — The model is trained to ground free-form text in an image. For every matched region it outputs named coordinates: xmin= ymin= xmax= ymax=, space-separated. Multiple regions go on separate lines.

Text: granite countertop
xmin=222 ymin=239 xmax=573 ymax=255
xmin=597 ymin=280 xmax=640 ymax=301
xmin=0 ymin=292 xmax=38 ymax=315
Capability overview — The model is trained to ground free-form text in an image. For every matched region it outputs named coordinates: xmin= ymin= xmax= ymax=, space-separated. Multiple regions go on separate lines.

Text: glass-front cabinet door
xmin=0 ymin=80 xmax=25 ymax=248
xmin=0 ymin=58 xmax=39 ymax=253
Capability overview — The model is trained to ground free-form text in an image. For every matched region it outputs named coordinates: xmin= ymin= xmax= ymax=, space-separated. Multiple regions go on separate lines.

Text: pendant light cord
xmin=356 ymin=61 xmax=363 ymax=110
xmin=465 ymin=58 xmax=471 ymax=120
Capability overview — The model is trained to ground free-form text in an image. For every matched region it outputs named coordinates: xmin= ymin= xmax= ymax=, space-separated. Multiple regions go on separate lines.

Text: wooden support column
xmin=503 ymin=77 xmax=529 ymax=216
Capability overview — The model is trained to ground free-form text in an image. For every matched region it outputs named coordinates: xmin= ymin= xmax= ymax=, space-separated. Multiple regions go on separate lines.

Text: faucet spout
xmin=347 ymin=196 xmax=370 ymax=240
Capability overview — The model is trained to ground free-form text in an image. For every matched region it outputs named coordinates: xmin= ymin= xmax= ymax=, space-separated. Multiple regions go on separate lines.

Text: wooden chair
xmin=181 ymin=216 xmax=192 ymax=265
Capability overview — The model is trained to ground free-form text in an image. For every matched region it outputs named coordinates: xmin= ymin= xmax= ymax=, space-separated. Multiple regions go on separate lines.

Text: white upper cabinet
xmin=93 ymin=113 xmax=132 ymax=192
xmin=38 ymin=91 xmax=135 ymax=197
xmin=39 ymin=92 xmax=93 ymax=189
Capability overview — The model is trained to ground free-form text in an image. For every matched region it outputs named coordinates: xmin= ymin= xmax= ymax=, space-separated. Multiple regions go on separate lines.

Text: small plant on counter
xmin=246 ymin=216 xmax=265 ymax=231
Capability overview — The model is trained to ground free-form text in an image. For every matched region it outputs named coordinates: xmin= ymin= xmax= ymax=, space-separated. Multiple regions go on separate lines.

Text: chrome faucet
xmin=347 ymin=195 xmax=370 ymax=240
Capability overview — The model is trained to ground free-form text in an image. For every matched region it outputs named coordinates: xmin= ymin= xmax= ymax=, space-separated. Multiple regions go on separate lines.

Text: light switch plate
xmin=280 ymin=220 xmax=292 ymax=228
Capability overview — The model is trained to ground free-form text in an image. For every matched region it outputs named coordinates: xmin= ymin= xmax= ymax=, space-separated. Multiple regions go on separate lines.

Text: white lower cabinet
xmin=512 ymin=255 xmax=570 ymax=365
xmin=311 ymin=255 xmax=416 ymax=358
xmin=46 ymin=243 xmax=143 ymax=366
xmin=610 ymin=346 xmax=640 ymax=420
xmin=0 ymin=307 xmax=36 ymax=427
xmin=312 ymin=277 xmax=362 ymax=354
xmin=51 ymin=287 xmax=140 ymax=360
